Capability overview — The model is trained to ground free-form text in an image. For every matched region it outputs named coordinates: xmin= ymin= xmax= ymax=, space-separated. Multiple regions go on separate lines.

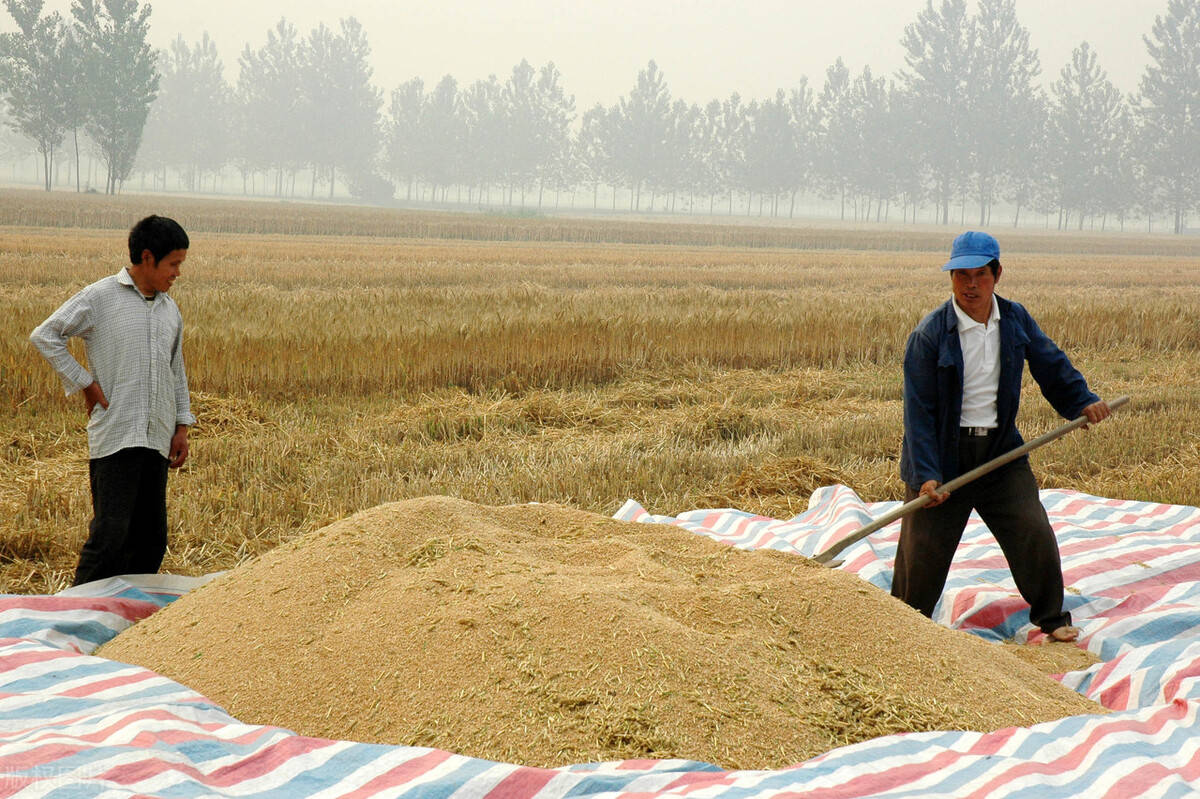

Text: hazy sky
xmin=12 ymin=0 xmax=1162 ymax=108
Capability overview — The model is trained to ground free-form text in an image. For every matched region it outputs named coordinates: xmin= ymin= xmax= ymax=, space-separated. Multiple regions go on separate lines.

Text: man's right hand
xmin=83 ymin=381 xmax=108 ymax=416
xmin=920 ymin=479 xmax=950 ymax=507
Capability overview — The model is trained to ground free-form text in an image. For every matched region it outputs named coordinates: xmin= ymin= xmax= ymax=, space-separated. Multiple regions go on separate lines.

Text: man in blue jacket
xmin=894 ymin=231 xmax=1110 ymax=643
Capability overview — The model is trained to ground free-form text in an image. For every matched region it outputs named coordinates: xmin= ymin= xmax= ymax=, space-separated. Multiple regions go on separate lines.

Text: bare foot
xmin=1048 ymin=625 xmax=1080 ymax=643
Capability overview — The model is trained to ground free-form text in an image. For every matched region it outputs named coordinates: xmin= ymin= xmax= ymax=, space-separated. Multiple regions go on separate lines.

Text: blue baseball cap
xmin=942 ymin=231 xmax=1000 ymax=271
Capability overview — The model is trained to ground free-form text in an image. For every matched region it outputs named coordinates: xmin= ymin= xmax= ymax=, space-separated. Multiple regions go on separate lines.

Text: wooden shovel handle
xmin=812 ymin=395 xmax=1130 ymax=565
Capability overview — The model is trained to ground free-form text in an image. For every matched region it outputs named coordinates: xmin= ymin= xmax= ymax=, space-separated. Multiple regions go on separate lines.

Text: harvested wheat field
xmin=99 ymin=496 xmax=1103 ymax=769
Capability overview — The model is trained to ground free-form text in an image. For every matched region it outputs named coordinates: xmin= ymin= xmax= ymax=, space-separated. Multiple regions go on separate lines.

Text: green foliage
xmin=0 ymin=0 xmax=72 ymax=189
xmin=299 ymin=17 xmax=382 ymax=198
xmin=70 ymin=0 xmax=159 ymax=194
xmin=139 ymin=33 xmax=232 ymax=189
xmin=1137 ymin=0 xmax=1200 ymax=233
xmin=1048 ymin=43 xmax=1132 ymax=228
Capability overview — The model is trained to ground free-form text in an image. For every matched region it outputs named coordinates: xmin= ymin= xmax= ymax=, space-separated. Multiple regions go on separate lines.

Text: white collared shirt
xmin=30 ymin=267 xmax=196 ymax=460
xmin=952 ymin=294 xmax=1001 ymax=429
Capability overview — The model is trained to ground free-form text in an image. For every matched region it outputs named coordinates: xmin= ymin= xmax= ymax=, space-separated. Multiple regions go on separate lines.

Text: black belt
xmin=960 ymin=426 xmax=995 ymax=437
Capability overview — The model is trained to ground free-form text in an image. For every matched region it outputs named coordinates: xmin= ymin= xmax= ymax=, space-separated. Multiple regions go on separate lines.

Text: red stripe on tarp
xmin=0 ymin=777 xmax=37 ymax=799
xmin=659 ymin=770 xmax=740 ymax=794
xmin=1087 ymin=584 xmax=1175 ymax=616
xmin=0 ymin=642 xmax=75 ymax=669
xmin=124 ymin=719 xmax=282 ymax=751
xmin=953 ymin=591 xmax=1024 ymax=631
xmin=1088 ymin=566 xmax=1200 ymax=600
xmin=1099 ymin=675 xmax=1133 ymax=710
xmin=842 ymin=551 xmax=877 ymax=572
xmin=965 ymin=724 xmax=1021 ymax=757
xmin=1158 ymin=656 xmax=1200 ymax=705
xmin=0 ymin=743 xmax=89 ymax=774
xmin=0 ymin=597 xmax=159 ymax=622
xmin=96 ymin=734 xmax=339 ymax=788
xmin=60 ymin=667 xmax=160 ymax=698
xmin=963 ymin=700 xmax=1195 ymax=798
xmin=15 ymin=708 xmax=259 ymax=749
xmin=1075 ymin=654 xmax=1132 ymax=705
xmin=479 ymin=765 xmax=558 ymax=798
xmin=1105 ymin=749 xmax=1200 ymax=798
xmin=338 ymin=749 xmax=459 ymax=798
xmin=762 ymin=749 xmax=965 ymax=798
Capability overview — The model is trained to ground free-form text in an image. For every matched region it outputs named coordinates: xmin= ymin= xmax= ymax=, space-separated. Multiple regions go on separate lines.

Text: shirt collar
xmin=118 ymin=266 xmax=157 ymax=300
xmin=951 ymin=294 xmax=1000 ymax=332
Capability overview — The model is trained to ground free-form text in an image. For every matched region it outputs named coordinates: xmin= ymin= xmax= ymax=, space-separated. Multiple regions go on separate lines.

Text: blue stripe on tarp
xmin=0 ymin=616 xmax=134 ymax=650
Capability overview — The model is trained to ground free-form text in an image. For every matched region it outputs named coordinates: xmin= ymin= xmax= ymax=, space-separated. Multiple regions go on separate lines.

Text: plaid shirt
xmin=30 ymin=267 xmax=196 ymax=460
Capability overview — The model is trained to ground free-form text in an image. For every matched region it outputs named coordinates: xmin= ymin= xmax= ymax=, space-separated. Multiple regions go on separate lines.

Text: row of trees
xmin=383 ymin=0 xmax=1198 ymax=232
xmin=0 ymin=0 xmax=156 ymax=194
xmin=138 ymin=18 xmax=381 ymax=199
xmin=2 ymin=0 xmax=1199 ymax=231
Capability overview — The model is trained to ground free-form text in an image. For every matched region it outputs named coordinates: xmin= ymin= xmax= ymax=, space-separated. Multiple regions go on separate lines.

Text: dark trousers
xmin=890 ymin=433 xmax=1071 ymax=633
xmin=75 ymin=447 xmax=170 ymax=586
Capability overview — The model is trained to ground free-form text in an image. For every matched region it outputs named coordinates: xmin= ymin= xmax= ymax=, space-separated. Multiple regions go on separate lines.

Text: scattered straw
xmin=727 ymin=455 xmax=849 ymax=498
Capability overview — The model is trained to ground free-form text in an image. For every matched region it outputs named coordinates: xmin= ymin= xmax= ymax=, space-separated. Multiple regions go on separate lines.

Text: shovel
xmin=812 ymin=395 xmax=1131 ymax=566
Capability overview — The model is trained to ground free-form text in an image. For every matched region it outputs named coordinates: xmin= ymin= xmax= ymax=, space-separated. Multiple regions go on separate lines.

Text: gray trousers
xmin=890 ymin=432 xmax=1071 ymax=633
xmin=75 ymin=447 xmax=169 ymax=586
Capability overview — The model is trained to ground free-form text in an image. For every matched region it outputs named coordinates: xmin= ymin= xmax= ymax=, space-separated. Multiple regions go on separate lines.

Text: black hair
xmin=985 ymin=258 xmax=1000 ymax=278
xmin=128 ymin=215 xmax=189 ymax=265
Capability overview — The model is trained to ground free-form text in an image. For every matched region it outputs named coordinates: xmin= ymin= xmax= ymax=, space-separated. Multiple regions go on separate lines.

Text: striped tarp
xmin=1 ymin=487 xmax=1199 ymax=797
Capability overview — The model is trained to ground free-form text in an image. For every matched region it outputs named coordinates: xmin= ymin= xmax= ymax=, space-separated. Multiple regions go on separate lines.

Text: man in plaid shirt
xmin=31 ymin=216 xmax=196 ymax=586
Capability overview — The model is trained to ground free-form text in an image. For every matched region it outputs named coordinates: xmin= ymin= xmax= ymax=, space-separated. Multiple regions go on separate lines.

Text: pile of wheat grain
xmin=99 ymin=496 xmax=1102 ymax=769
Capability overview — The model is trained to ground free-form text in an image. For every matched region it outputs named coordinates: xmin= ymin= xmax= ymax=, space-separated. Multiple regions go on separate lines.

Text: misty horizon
xmin=5 ymin=0 xmax=1162 ymax=111
xmin=2 ymin=0 xmax=1196 ymax=234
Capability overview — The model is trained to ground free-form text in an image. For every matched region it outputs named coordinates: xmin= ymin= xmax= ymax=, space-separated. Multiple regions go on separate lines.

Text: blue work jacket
xmin=899 ymin=296 xmax=1099 ymax=491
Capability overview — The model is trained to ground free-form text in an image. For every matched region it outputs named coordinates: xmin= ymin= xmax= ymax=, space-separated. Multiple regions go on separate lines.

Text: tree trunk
xmin=68 ymin=131 xmax=80 ymax=192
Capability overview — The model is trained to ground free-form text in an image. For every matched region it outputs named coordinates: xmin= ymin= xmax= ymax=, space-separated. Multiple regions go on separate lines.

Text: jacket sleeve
xmin=902 ymin=328 xmax=944 ymax=486
xmin=29 ymin=292 xmax=95 ymax=396
xmin=1021 ymin=311 xmax=1099 ymax=420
